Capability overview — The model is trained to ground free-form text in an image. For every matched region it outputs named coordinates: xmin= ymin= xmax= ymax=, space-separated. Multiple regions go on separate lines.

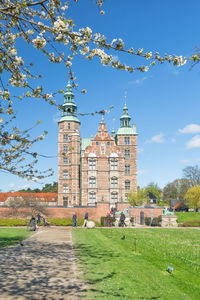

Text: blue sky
xmin=1 ymin=0 xmax=200 ymax=192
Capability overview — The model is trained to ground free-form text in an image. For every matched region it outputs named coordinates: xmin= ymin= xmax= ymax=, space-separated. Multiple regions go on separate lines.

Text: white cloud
xmin=171 ymin=138 xmax=176 ymax=143
xmin=146 ymin=133 xmax=165 ymax=144
xmin=9 ymin=183 xmax=14 ymax=188
xmin=138 ymin=147 xmax=144 ymax=154
xmin=18 ymin=184 xmax=30 ymax=190
xmin=186 ymin=135 xmax=200 ymax=149
xmin=179 ymin=159 xmax=190 ymax=164
xmin=128 ymin=76 xmax=148 ymax=85
xmin=53 ymin=111 xmax=61 ymax=124
xmin=138 ymin=169 xmax=149 ymax=175
xmin=179 ymin=124 xmax=200 ymax=134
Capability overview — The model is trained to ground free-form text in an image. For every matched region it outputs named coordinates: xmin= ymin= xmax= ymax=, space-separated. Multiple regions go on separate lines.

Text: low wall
xmin=0 ymin=204 xmax=164 ymax=223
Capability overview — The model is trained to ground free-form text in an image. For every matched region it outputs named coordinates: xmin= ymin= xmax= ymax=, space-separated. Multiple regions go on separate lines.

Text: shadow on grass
xmin=0 ymin=239 xmax=86 ymax=299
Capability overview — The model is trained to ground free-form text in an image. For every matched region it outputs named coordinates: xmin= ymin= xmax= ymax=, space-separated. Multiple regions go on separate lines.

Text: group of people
xmin=29 ymin=214 xmax=49 ymax=231
xmin=73 ymin=212 xmax=88 ymax=227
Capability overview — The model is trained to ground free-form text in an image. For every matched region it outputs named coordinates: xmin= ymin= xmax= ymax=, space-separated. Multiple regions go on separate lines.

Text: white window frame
xmin=63 ymin=145 xmax=68 ymax=152
xmin=124 ymin=137 xmax=130 ymax=145
xmin=63 ymin=134 xmax=68 ymax=142
xmin=63 ymin=157 xmax=68 ymax=165
xmin=125 ymin=149 xmax=130 ymax=159
xmin=63 ymin=185 xmax=68 ymax=193
xmin=89 ymin=159 xmax=96 ymax=170
xmin=88 ymin=192 xmax=96 ymax=203
xmin=89 ymin=177 xmax=96 ymax=188
xmin=111 ymin=192 xmax=118 ymax=203
xmin=63 ymin=170 xmax=69 ymax=179
xmin=125 ymin=164 xmax=130 ymax=175
xmin=110 ymin=159 xmax=118 ymax=170
xmin=111 ymin=177 xmax=118 ymax=188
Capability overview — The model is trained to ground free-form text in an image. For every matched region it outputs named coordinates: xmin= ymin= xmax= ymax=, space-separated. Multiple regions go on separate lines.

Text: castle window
xmin=63 ymin=170 xmax=68 ymax=179
xmin=89 ymin=159 xmax=96 ymax=170
xmin=96 ymin=142 xmax=99 ymax=145
xmin=111 ymin=192 xmax=118 ymax=203
xmin=89 ymin=177 xmax=96 ymax=188
xmin=63 ymin=196 xmax=68 ymax=206
xmin=63 ymin=134 xmax=68 ymax=142
xmin=110 ymin=159 xmax=118 ymax=170
xmin=125 ymin=149 xmax=130 ymax=159
xmin=125 ymin=164 xmax=130 ymax=175
xmin=125 ymin=180 xmax=130 ymax=190
xmin=111 ymin=177 xmax=118 ymax=188
xmin=63 ymin=157 xmax=68 ymax=165
xmin=63 ymin=184 xmax=68 ymax=193
xmin=68 ymin=123 xmax=70 ymax=129
xmin=124 ymin=137 xmax=130 ymax=145
xmin=88 ymin=192 xmax=96 ymax=203
xmin=107 ymin=142 xmax=110 ymax=146
xmin=63 ymin=145 xmax=68 ymax=152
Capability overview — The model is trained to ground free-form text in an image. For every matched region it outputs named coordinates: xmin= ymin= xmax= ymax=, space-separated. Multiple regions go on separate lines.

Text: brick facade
xmin=58 ymin=82 xmax=138 ymax=208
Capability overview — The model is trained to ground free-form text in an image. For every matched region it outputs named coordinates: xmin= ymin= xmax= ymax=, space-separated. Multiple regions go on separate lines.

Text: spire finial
xmin=124 ymin=90 xmax=127 ymax=106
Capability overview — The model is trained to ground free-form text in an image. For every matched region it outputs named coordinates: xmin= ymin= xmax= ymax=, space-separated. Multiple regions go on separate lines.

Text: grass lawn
xmin=0 ymin=228 xmax=33 ymax=247
xmin=175 ymin=212 xmax=200 ymax=224
xmin=73 ymin=228 xmax=200 ymax=300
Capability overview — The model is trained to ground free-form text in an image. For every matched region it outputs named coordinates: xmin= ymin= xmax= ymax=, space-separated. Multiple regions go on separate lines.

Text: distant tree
xmin=163 ymin=179 xmax=190 ymax=203
xmin=184 ymin=186 xmax=200 ymax=212
xmin=19 ymin=181 xmax=58 ymax=193
xmin=128 ymin=188 xmax=149 ymax=206
xmin=144 ymin=182 xmax=162 ymax=203
xmin=182 ymin=165 xmax=200 ymax=187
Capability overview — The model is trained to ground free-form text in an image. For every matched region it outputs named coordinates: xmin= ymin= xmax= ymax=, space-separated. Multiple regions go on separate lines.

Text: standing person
xmin=37 ymin=213 xmax=41 ymax=226
xmin=72 ymin=213 xmax=77 ymax=227
xmin=119 ymin=212 xmax=126 ymax=227
xmin=83 ymin=212 xmax=88 ymax=227
xmin=30 ymin=216 xmax=36 ymax=231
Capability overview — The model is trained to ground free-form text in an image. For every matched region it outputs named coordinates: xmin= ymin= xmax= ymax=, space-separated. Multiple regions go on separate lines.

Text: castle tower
xmin=58 ymin=81 xmax=80 ymax=206
xmin=116 ymin=96 xmax=137 ymax=200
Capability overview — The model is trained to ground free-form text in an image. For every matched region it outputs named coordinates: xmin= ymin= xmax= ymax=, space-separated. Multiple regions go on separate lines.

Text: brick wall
xmin=0 ymin=204 xmax=164 ymax=223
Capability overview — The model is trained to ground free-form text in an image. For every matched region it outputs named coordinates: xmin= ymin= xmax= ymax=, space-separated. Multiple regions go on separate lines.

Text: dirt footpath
xmin=0 ymin=227 xmax=86 ymax=300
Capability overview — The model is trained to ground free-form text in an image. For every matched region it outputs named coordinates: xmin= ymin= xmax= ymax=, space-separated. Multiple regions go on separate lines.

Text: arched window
xmin=89 ymin=159 xmax=96 ymax=170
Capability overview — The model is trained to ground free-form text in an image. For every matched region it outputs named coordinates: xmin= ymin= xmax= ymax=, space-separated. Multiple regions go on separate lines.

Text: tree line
xmin=128 ymin=165 xmax=200 ymax=211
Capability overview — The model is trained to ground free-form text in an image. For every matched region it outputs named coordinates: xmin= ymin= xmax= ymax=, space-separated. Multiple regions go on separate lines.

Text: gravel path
xmin=0 ymin=227 xmax=86 ymax=300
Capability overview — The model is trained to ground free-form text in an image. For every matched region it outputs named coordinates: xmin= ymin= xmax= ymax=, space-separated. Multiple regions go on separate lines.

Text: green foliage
xmin=144 ymin=182 xmax=162 ymax=202
xmin=128 ymin=188 xmax=149 ymax=206
xmin=19 ymin=182 xmax=58 ymax=193
xmin=100 ymin=216 xmax=105 ymax=226
xmin=145 ymin=217 xmax=151 ymax=226
xmin=0 ymin=228 xmax=32 ymax=247
xmin=73 ymin=228 xmax=200 ymax=299
xmin=163 ymin=178 xmax=190 ymax=203
xmin=144 ymin=216 xmax=161 ymax=226
xmin=184 ymin=186 xmax=200 ymax=211
xmin=0 ymin=218 xmax=27 ymax=226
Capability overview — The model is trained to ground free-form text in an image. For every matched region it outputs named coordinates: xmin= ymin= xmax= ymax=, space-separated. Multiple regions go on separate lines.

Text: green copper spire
xmin=59 ymin=81 xmax=80 ymax=123
xmin=117 ymin=92 xmax=137 ymax=136
xmin=120 ymin=92 xmax=131 ymax=128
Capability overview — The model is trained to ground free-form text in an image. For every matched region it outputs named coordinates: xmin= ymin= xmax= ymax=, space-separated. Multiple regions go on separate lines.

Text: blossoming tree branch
xmin=0 ymin=0 xmax=196 ymax=180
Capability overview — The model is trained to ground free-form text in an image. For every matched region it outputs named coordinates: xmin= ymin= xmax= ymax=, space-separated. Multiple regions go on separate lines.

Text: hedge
xmin=0 ymin=218 xmax=101 ymax=227
xmin=182 ymin=219 xmax=200 ymax=227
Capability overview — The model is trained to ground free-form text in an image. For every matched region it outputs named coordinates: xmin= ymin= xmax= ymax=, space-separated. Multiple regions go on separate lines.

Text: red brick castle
xmin=58 ymin=82 xmax=137 ymax=207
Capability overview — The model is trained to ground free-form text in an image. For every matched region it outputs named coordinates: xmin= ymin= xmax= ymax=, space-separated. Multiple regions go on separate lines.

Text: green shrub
xmin=101 ymin=216 xmax=106 ymax=226
xmin=0 ymin=219 xmax=27 ymax=226
xmin=130 ymin=217 xmax=134 ymax=225
xmin=182 ymin=219 xmax=200 ymax=227
xmin=145 ymin=217 xmax=151 ymax=226
xmin=47 ymin=218 xmax=101 ymax=227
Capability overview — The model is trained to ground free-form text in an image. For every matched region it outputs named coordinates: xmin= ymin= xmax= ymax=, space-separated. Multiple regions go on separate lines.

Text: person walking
xmin=83 ymin=212 xmax=88 ymax=227
xmin=72 ymin=213 xmax=77 ymax=227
